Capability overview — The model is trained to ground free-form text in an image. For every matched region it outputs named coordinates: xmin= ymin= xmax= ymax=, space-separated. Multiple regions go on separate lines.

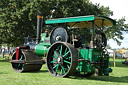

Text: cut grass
xmin=0 ymin=57 xmax=128 ymax=85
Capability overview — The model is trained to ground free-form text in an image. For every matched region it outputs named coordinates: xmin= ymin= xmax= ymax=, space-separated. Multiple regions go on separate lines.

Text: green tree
xmin=0 ymin=0 xmax=127 ymax=46
xmin=105 ymin=17 xmax=128 ymax=45
xmin=46 ymin=0 xmax=128 ymax=46
xmin=0 ymin=0 xmax=40 ymax=46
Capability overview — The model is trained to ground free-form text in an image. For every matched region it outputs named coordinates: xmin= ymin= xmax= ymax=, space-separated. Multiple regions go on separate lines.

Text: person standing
xmin=2 ymin=46 xmax=5 ymax=58
xmin=9 ymin=47 xmax=13 ymax=56
xmin=0 ymin=48 xmax=1 ymax=54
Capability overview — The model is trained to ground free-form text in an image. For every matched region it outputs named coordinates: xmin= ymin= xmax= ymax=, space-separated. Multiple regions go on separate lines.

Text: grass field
xmin=0 ymin=56 xmax=128 ymax=85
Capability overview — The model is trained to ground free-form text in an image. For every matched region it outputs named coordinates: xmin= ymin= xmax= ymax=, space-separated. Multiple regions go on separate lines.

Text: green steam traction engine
xmin=10 ymin=15 xmax=116 ymax=77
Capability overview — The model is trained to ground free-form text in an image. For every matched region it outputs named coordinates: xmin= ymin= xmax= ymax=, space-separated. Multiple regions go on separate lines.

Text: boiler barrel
xmin=35 ymin=43 xmax=49 ymax=56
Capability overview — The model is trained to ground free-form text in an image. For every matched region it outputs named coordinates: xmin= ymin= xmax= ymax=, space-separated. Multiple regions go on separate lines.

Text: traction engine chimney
xmin=36 ymin=14 xmax=43 ymax=44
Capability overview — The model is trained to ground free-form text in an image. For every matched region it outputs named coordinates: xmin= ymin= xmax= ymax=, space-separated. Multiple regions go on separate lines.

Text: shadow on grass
xmin=23 ymin=70 xmax=48 ymax=73
xmin=31 ymin=70 xmax=48 ymax=73
xmin=0 ymin=72 xmax=9 ymax=74
xmin=70 ymin=75 xmax=128 ymax=83
xmin=0 ymin=59 xmax=11 ymax=62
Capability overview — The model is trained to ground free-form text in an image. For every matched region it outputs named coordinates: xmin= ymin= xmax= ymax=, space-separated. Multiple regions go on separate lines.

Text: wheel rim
xmin=47 ymin=42 xmax=78 ymax=77
xmin=11 ymin=51 xmax=25 ymax=72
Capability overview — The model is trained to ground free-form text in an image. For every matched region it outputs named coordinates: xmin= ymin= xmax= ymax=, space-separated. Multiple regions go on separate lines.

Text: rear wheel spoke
xmin=52 ymin=56 xmax=58 ymax=59
xmin=53 ymin=64 xmax=59 ymax=69
xmin=54 ymin=51 xmax=59 ymax=57
xmin=66 ymin=56 xmax=71 ymax=59
xmin=55 ymin=64 xmax=59 ymax=73
xmin=51 ymin=60 xmax=57 ymax=63
xmin=61 ymin=66 xmax=66 ymax=74
xmin=67 ymin=65 xmax=70 ymax=69
xmin=60 ymin=69 xmax=63 ymax=75
xmin=63 ymin=51 xmax=70 ymax=58
xmin=64 ymin=60 xmax=71 ymax=64
xmin=59 ymin=44 xmax=62 ymax=56
xmin=65 ymin=48 xmax=67 ymax=54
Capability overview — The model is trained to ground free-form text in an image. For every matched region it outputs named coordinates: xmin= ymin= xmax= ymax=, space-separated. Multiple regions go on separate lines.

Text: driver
xmin=73 ymin=34 xmax=82 ymax=48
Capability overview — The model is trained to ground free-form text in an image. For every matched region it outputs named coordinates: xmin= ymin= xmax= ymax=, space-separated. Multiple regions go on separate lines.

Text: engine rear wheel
xmin=47 ymin=42 xmax=78 ymax=77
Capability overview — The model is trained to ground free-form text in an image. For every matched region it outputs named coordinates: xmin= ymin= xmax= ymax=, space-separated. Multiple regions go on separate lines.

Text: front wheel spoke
xmin=19 ymin=55 xmax=23 ymax=60
xmin=63 ymin=51 xmax=70 ymax=58
xmin=22 ymin=64 xmax=24 ymax=70
xmin=64 ymin=60 xmax=71 ymax=64
xmin=51 ymin=60 xmax=57 ymax=63
xmin=17 ymin=64 xmax=20 ymax=69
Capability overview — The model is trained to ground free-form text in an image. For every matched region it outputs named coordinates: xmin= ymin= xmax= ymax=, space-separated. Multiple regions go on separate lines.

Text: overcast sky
xmin=90 ymin=0 xmax=128 ymax=49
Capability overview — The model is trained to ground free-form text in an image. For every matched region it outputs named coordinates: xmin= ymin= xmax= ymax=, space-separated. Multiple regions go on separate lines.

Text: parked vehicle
xmin=10 ymin=15 xmax=116 ymax=77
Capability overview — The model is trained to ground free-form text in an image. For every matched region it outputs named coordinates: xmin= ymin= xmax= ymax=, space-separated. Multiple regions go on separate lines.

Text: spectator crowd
xmin=0 ymin=46 xmax=15 ymax=58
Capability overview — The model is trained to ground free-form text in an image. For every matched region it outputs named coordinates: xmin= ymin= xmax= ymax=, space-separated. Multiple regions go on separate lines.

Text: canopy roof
xmin=45 ymin=15 xmax=116 ymax=28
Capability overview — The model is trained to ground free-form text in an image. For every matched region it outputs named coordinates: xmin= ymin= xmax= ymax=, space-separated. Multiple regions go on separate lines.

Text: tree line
xmin=0 ymin=0 xmax=128 ymax=46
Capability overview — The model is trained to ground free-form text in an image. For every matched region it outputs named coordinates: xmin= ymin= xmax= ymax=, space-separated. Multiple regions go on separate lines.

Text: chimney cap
xmin=37 ymin=14 xmax=43 ymax=18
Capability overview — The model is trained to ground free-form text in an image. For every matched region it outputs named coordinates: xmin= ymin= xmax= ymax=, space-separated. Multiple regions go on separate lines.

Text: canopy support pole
xmin=90 ymin=21 xmax=94 ymax=48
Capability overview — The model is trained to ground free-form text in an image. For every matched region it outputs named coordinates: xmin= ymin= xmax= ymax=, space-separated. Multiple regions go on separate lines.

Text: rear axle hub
xmin=57 ymin=56 xmax=63 ymax=65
